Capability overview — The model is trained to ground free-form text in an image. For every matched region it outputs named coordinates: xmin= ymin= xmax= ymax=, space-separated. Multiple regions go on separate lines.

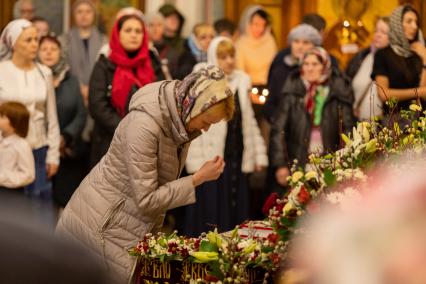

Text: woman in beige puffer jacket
xmin=56 ymin=66 xmax=234 ymax=283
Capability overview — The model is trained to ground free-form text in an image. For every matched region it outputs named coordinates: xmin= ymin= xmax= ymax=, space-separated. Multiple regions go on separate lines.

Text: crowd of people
xmin=1 ymin=0 xmax=426 ymax=262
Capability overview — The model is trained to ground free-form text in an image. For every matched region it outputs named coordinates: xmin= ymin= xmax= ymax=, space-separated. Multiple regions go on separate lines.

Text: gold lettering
xmin=152 ymin=261 xmax=160 ymax=278
xmin=164 ymin=262 xmax=171 ymax=278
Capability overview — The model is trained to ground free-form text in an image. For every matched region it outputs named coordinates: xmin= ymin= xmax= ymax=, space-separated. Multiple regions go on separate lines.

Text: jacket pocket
xmin=99 ymin=197 xmax=126 ymax=233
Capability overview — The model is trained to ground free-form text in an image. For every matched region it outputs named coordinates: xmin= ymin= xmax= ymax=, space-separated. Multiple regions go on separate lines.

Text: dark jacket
xmin=264 ymin=47 xmax=341 ymax=123
xmin=173 ymin=39 xmax=197 ymax=80
xmin=88 ymin=53 xmax=165 ymax=167
xmin=269 ymin=70 xmax=355 ymax=170
xmin=56 ymin=71 xmax=87 ymax=146
xmin=345 ymin=47 xmax=371 ymax=80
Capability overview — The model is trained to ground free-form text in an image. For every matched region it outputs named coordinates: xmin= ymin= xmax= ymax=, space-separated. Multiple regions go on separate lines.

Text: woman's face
xmin=291 ymin=38 xmax=315 ymax=61
xmin=249 ymin=14 xmax=267 ymax=39
xmin=373 ymin=19 xmax=390 ymax=49
xmin=74 ymin=3 xmax=95 ymax=29
xmin=217 ymin=52 xmax=235 ymax=75
xmin=402 ymin=11 xmax=418 ymax=41
xmin=119 ymin=18 xmax=144 ymax=52
xmin=196 ymin=27 xmax=215 ymax=52
xmin=148 ymin=19 xmax=164 ymax=43
xmin=38 ymin=40 xmax=61 ymax=68
xmin=186 ymin=110 xmax=224 ymax=133
xmin=302 ymin=54 xmax=324 ymax=83
xmin=14 ymin=26 xmax=39 ymax=61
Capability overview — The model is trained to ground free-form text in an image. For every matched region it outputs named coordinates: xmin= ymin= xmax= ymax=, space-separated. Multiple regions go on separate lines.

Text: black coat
xmin=88 ymin=53 xmax=165 ymax=167
xmin=56 ymin=71 xmax=87 ymax=146
xmin=269 ymin=71 xmax=355 ymax=170
xmin=173 ymin=39 xmax=197 ymax=80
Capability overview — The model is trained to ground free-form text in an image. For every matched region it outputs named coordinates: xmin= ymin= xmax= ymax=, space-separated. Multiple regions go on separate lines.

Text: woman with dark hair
xmin=38 ymin=34 xmax=87 ymax=208
xmin=268 ymin=47 xmax=354 ymax=194
xmin=372 ymin=5 xmax=426 ymax=123
xmin=88 ymin=14 xmax=158 ymax=167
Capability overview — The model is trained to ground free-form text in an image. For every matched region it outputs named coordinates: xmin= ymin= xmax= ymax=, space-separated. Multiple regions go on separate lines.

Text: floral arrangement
xmin=130 ymin=229 xmax=280 ymax=283
xmin=131 ymin=102 xmax=426 ymax=283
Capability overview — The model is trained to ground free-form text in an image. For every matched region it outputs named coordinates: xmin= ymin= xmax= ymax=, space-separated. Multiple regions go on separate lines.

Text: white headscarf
xmin=207 ymin=36 xmax=244 ymax=93
xmin=0 ymin=19 xmax=33 ymax=61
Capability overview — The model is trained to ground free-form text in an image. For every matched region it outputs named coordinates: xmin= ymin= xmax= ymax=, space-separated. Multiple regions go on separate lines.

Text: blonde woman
xmin=184 ymin=37 xmax=268 ymax=236
xmin=57 ymin=66 xmax=234 ymax=283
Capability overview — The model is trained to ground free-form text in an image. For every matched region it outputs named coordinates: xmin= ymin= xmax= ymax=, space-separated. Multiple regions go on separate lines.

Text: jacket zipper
xmin=98 ymin=198 xmax=126 ymax=268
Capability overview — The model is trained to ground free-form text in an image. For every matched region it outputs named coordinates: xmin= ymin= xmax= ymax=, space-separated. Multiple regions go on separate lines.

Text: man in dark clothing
xmin=158 ymin=4 xmax=186 ymax=78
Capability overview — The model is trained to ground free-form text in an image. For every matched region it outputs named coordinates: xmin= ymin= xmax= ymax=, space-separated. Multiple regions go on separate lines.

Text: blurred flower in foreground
xmin=280 ymin=157 xmax=426 ymax=284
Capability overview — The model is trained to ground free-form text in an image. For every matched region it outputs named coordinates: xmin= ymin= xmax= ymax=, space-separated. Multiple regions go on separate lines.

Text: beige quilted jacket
xmin=56 ymin=80 xmax=196 ymax=283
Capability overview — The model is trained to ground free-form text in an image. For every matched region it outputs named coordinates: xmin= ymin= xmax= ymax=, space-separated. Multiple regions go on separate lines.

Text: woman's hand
xmin=46 ymin=163 xmax=59 ymax=178
xmin=192 ymin=156 xmax=225 ymax=187
xmin=275 ymin=167 xmax=290 ymax=186
xmin=411 ymin=42 xmax=426 ymax=63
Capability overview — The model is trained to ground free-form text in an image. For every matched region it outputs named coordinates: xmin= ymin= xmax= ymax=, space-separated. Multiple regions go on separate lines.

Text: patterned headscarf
xmin=301 ymin=46 xmax=332 ymax=83
xmin=175 ymin=65 xmax=233 ymax=123
xmin=301 ymin=47 xmax=332 ymax=118
xmin=0 ymin=19 xmax=32 ymax=61
xmin=389 ymin=5 xmax=425 ymax=58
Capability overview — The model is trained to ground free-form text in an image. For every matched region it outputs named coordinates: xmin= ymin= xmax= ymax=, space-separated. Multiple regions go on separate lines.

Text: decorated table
xmin=130 ymin=103 xmax=426 ymax=283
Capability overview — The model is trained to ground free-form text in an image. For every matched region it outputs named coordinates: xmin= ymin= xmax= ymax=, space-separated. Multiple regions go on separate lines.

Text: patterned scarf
xmin=389 ymin=5 xmax=425 ymax=58
xmin=175 ymin=65 xmax=232 ymax=123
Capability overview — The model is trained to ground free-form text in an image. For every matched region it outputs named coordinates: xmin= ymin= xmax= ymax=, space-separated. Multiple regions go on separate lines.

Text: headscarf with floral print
xmin=175 ymin=65 xmax=232 ymax=124
xmin=301 ymin=47 xmax=332 ymax=125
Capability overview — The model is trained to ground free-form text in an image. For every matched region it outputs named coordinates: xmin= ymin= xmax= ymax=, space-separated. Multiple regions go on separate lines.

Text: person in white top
xmin=183 ymin=36 xmax=268 ymax=236
xmin=0 ymin=102 xmax=35 ymax=190
xmin=0 ymin=19 xmax=60 ymax=197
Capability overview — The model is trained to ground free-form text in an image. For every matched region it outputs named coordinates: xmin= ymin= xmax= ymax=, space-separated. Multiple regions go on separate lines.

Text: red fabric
xmin=109 ymin=20 xmax=155 ymax=117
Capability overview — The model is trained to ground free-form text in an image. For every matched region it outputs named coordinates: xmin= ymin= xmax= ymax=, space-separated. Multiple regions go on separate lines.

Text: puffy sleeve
xmin=125 ymin=112 xmax=196 ymax=217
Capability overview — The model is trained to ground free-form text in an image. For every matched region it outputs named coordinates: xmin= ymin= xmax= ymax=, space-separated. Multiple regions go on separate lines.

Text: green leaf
xmin=324 ymin=168 xmax=336 ymax=186
xmin=200 ymin=240 xmax=219 ymax=252
xmin=280 ymin=217 xmax=296 ymax=228
xmin=261 ymin=246 xmax=274 ymax=253
xmin=208 ymin=260 xmax=224 ymax=280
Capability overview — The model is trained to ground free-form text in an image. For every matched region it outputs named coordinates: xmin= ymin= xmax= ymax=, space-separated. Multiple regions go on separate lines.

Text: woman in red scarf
xmin=89 ymin=13 xmax=159 ymax=167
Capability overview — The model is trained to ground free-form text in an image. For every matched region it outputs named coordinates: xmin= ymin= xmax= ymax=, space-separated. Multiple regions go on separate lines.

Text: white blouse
xmin=0 ymin=134 xmax=35 ymax=188
xmin=0 ymin=60 xmax=60 ymax=165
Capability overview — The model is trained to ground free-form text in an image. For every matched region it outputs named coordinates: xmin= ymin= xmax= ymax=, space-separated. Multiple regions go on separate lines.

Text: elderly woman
xmin=372 ymin=5 xmax=426 ymax=124
xmin=268 ymin=47 xmax=354 ymax=194
xmin=56 ymin=66 xmax=234 ymax=283
xmin=60 ymin=0 xmax=107 ymax=105
xmin=264 ymin=23 xmax=323 ymax=123
xmin=0 ymin=19 xmax=60 ymax=197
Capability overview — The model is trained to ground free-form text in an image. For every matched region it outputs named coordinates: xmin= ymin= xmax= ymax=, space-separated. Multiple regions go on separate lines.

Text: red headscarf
xmin=109 ymin=16 xmax=155 ymax=117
